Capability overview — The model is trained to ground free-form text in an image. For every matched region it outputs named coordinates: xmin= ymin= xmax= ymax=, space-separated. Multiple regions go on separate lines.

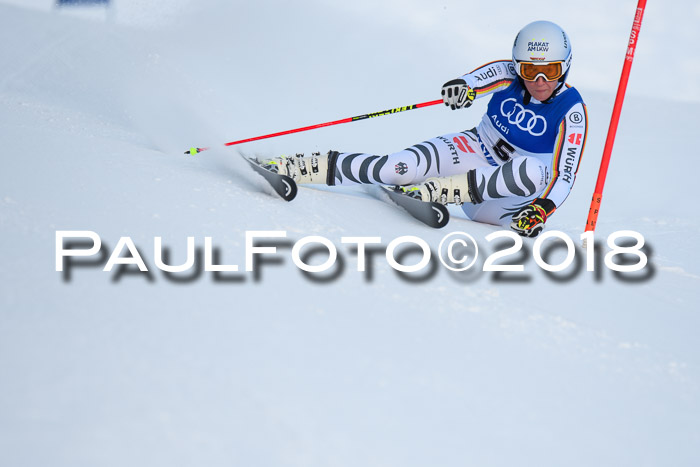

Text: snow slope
xmin=1 ymin=1 xmax=699 ymax=466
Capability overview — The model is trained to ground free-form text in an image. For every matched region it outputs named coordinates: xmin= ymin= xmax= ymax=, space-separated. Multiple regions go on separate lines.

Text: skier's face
xmin=523 ymin=77 xmax=558 ymax=102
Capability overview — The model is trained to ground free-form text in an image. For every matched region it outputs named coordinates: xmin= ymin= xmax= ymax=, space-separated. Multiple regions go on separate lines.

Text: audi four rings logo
xmin=500 ymin=98 xmax=547 ymax=136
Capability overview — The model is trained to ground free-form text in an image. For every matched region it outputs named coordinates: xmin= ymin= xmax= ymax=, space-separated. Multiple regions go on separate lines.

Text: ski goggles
xmin=516 ymin=61 xmax=564 ymax=82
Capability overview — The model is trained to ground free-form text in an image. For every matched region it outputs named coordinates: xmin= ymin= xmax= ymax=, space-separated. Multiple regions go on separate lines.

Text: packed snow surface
xmin=1 ymin=1 xmax=699 ymax=466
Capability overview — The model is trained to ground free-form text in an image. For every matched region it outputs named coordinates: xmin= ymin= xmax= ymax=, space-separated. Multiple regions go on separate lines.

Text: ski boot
xmin=260 ymin=151 xmax=336 ymax=185
xmin=400 ymin=171 xmax=479 ymax=205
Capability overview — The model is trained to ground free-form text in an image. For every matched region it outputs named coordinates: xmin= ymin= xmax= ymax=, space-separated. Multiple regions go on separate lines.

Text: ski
xmin=242 ymin=156 xmax=298 ymax=201
xmin=240 ymin=154 xmax=448 ymax=227
xmin=381 ymin=186 xmax=450 ymax=228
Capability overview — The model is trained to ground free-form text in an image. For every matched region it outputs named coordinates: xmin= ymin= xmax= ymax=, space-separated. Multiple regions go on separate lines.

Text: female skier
xmin=264 ymin=20 xmax=588 ymax=238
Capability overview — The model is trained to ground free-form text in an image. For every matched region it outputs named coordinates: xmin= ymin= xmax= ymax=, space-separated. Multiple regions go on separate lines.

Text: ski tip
xmin=281 ymin=178 xmax=298 ymax=201
xmin=382 ymin=185 xmax=450 ymax=229
xmin=432 ymin=204 xmax=450 ymax=229
xmin=243 ymin=156 xmax=298 ymax=202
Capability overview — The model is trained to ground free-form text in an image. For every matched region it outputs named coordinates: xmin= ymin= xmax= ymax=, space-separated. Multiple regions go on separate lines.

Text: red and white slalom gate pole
xmin=584 ymin=0 xmax=647 ymax=234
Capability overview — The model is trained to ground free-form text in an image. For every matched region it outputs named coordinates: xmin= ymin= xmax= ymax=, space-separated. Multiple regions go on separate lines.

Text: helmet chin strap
xmin=518 ymin=76 xmax=533 ymax=105
xmin=544 ymin=82 xmax=566 ymax=103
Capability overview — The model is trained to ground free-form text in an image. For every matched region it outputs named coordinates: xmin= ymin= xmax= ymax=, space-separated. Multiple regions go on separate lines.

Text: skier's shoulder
xmin=467 ymin=59 xmax=515 ymax=75
xmin=463 ymin=60 xmax=516 ymax=92
xmin=549 ymin=84 xmax=588 ymax=130
xmin=554 ymin=83 xmax=585 ymax=107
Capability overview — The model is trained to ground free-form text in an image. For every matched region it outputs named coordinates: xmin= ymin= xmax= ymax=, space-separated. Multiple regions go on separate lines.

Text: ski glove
xmin=510 ymin=198 xmax=557 ymax=238
xmin=441 ymin=78 xmax=476 ymax=110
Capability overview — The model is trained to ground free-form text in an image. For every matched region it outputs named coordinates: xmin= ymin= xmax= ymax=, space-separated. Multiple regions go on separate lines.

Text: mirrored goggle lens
xmin=518 ymin=62 xmax=563 ymax=81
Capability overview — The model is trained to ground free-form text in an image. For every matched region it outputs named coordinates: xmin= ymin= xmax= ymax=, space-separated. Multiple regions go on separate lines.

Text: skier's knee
xmin=509 ymin=156 xmax=549 ymax=195
xmin=381 ymin=152 xmax=419 ymax=185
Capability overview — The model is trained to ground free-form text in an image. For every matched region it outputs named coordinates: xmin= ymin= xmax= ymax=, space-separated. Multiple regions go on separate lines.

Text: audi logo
xmin=500 ymin=98 xmax=547 ymax=136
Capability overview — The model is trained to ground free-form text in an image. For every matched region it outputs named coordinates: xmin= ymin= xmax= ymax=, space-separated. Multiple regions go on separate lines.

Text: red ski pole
xmin=185 ymin=99 xmax=443 ymax=155
xmin=585 ymin=0 xmax=647 ymax=233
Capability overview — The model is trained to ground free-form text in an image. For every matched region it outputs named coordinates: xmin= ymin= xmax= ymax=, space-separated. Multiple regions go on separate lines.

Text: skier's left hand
xmin=510 ymin=198 xmax=556 ymax=238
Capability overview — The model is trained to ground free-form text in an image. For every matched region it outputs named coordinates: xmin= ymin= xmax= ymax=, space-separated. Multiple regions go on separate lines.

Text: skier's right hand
xmin=510 ymin=198 xmax=557 ymax=238
xmin=441 ymin=79 xmax=476 ymax=110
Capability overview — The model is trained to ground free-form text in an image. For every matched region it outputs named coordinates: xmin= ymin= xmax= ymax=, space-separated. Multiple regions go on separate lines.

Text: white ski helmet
xmin=512 ymin=21 xmax=572 ymax=83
